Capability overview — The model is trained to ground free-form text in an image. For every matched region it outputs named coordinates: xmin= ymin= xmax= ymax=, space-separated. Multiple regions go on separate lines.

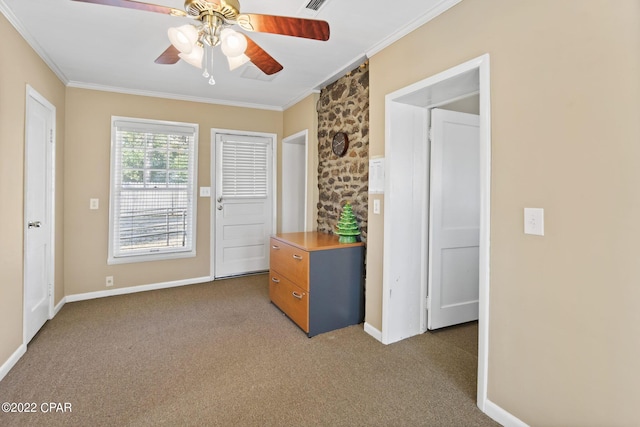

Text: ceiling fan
xmin=71 ymin=0 xmax=330 ymax=83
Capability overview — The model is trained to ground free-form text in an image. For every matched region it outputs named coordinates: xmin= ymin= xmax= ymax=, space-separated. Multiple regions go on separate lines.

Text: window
xmin=109 ymin=117 xmax=198 ymax=264
xmin=220 ymin=138 xmax=269 ymax=198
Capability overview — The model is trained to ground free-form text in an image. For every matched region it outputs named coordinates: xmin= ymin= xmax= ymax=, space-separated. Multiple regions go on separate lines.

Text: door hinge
xmin=49 ymin=129 xmax=54 ymax=143
xmin=426 ymin=296 xmax=431 ymax=310
xmin=428 ymin=127 xmax=433 ymax=142
xmin=48 ymin=283 xmax=53 ymax=297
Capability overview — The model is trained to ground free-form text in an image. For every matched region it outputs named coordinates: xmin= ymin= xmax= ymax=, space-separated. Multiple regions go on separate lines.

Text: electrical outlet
xmin=106 ymin=276 xmax=114 ymax=287
xmin=90 ymin=198 xmax=99 ymax=210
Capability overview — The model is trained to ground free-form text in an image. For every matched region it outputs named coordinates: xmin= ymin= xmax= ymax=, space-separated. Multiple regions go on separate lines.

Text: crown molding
xmin=366 ymin=0 xmax=463 ymax=58
xmin=66 ymin=81 xmax=284 ymax=111
xmin=281 ymin=88 xmax=321 ymax=111
xmin=0 ymin=0 xmax=70 ymax=85
xmin=310 ymin=0 xmax=462 ymax=95
xmin=1 ymin=0 xmax=462 ymax=111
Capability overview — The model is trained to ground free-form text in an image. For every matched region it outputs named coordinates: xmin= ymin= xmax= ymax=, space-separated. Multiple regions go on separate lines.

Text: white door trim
xmin=23 ymin=85 xmax=56 ymax=343
xmin=379 ymin=54 xmax=491 ymax=412
xmin=282 ymin=129 xmax=309 ymax=232
xmin=210 ymin=128 xmax=277 ymax=279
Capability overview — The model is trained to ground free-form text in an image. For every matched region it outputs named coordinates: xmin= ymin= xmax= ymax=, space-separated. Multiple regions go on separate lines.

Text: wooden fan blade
xmin=238 ymin=14 xmax=330 ymax=41
xmin=71 ymin=0 xmax=186 ymax=16
xmin=155 ymin=45 xmax=181 ymax=64
xmin=244 ymin=36 xmax=283 ymax=75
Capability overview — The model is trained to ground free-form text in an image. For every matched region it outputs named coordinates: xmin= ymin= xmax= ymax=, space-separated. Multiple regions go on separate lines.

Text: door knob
xmin=217 ymin=196 xmax=223 ymax=203
xmin=28 ymin=221 xmax=42 ymax=229
xmin=217 ymin=205 xmax=223 ymax=210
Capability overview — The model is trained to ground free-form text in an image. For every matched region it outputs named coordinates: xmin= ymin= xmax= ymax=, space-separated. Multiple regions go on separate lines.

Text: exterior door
xmin=214 ymin=132 xmax=273 ymax=278
xmin=24 ymin=87 xmax=55 ymax=343
xmin=428 ymin=108 xmax=479 ymax=330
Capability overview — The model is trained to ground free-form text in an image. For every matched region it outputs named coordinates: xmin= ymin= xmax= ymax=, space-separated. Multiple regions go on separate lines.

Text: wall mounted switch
xmin=373 ymin=199 xmax=381 ymax=215
xmin=524 ymin=208 xmax=544 ymax=236
xmin=200 ymin=187 xmax=211 ymax=197
xmin=90 ymin=198 xmax=99 ymax=210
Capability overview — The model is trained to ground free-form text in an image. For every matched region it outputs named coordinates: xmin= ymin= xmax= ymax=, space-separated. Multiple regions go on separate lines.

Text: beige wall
xmin=0 ymin=15 xmax=66 ymax=364
xmin=64 ymin=88 xmax=282 ymax=295
xmin=4 ymin=1 xmax=640 ymax=425
xmin=367 ymin=0 xmax=640 ymax=425
xmin=283 ymin=93 xmax=319 ymax=232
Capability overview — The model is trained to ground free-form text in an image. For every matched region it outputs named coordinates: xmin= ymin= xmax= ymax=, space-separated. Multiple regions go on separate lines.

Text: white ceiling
xmin=0 ymin=0 xmax=460 ymax=110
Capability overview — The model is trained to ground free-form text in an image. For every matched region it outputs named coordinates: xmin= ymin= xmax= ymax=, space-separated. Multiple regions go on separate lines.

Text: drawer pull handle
xmin=292 ymin=291 xmax=304 ymax=300
xmin=292 ymin=254 xmax=303 ymax=261
xmin=272 ymin=245 xmax=280 ymax=250
xmin=271 ymin=277 xmax=280 ymax=283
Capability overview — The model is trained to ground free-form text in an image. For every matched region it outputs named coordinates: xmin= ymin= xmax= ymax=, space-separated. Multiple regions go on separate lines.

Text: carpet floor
xmin=0 ymin=274 xmax=499 ymax=426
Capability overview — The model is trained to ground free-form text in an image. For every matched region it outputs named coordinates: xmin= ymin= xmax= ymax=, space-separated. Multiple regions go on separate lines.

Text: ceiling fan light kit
xmin=220 ymin=28 xmax=247 ymax=58
xmin=227 ymin=53 xmax=250 ymax=71
xmin=167 ymin=24 xmax=199 ymax=54
xmin=72 ymin=0 xmax=331 ymax=85
xmin=178 ymin=44 xmax=204 ymax=68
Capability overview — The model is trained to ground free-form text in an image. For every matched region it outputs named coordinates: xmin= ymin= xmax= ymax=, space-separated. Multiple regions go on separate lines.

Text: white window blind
xmin=221 ymin=140 xmax=268 ymax=198
xmin=109 ymin=117 xmax=198 ymax=263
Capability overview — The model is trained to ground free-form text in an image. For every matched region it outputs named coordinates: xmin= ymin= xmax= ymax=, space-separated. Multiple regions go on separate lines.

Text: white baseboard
xmin=483 ymin=398 xmax=529 ymax=427
xmin=66 ymin=276 xmax=213 ymax=303
xmin=53 ymin=296 xmax=66 ymax=316
xmin=1 ymin=276 xmax=213 ymax=382
xmin=364 ymin=322 xmax=383 ymax=342
xmin=0 ymin=344 xmax=26 ymax=383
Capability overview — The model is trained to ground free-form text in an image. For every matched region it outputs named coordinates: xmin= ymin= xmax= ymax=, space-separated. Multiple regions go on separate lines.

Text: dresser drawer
xmin=269 ymin=270 xmax=309 ymax=333
xmin=270 ymin=238 xmax=309 ymax=291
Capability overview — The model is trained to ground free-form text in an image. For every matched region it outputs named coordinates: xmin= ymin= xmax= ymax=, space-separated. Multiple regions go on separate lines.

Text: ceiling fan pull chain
xmin=208 ymin=45 xmax=216 ymax=85
xmin=202 ymin=44 xmax=210 ymax=78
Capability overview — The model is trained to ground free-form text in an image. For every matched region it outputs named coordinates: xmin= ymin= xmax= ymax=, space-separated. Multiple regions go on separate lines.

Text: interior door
xmin=24 ymin=88 xmax=54 ymax=343
xmin=214 ymin=133 xmax=273 ymax=278
xmin=428 ymin=108 xmax=480 ymax=330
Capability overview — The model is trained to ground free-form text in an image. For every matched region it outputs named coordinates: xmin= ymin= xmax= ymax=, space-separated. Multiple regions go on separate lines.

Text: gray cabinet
xmin=269 ymin=232 xmax=364 ymax=337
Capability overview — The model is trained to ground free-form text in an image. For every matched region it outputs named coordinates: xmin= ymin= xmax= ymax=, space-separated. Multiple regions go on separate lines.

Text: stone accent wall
xmin=317 ymin=63 xmax=369 ymax=242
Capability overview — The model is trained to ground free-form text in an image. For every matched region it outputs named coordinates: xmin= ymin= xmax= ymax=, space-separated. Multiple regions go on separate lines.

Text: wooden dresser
xmin=269 ymin=231 xmax=364 ymax=337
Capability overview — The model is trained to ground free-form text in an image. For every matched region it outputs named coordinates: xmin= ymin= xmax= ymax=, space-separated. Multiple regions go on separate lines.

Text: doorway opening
xmin=379 ymin=55 xmax=491 ymax=410
xmin=281 ymin=130 xmax=308 ymax=233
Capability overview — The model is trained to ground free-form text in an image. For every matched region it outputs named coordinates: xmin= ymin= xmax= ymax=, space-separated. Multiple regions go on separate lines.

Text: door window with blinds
xmin=108 ymin=117 xmax=198 ymax=264
xmin=220 ymin=139 xmax=268 ymax=199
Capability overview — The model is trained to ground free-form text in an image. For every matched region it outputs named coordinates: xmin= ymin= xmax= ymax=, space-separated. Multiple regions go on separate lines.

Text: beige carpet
xmin=0 ymin=274 xmax=498 ymax=426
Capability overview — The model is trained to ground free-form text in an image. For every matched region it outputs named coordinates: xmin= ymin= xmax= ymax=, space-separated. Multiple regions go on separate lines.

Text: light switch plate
xmin=373 ymin=199 xmax=381 ymax=215
xmin=199 ymin=187 xmax=211 ymax=197
xmin=89 ymin=198 xmax=99 ymax=210
xmin=524 ymin=208 xmax=544 ymax=236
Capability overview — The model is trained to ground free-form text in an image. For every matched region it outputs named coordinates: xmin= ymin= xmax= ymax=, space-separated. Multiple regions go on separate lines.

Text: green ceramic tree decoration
xmin=336 ymin=203 xmax=360 ymax=243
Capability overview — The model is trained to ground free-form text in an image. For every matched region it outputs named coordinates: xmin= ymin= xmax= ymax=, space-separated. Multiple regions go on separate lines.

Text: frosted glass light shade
xmin=168 ymin=25 xmax=199 ymax=54
xmin=227 ymin=53 xmax=250 ymax=71
xmin=220 ymin=28 xmax=247 ymax=57
xmin=178 ymin=44 xmax=204 ymax=68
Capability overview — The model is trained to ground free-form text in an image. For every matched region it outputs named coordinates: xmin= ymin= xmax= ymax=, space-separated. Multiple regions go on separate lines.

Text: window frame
xmin=108 ymin=116 xmax=199 ymax=265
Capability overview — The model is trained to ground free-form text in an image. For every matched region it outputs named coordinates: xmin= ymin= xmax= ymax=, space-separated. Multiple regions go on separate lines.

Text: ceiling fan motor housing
xmin=184 ymin=0 xmax=240 ymax=20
